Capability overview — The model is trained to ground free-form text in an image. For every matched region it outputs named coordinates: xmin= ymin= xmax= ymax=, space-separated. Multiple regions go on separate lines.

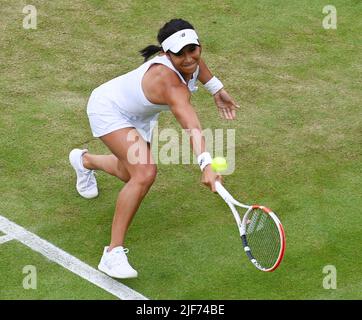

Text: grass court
xmin=0 ymin=0 xmax=361 ymax=299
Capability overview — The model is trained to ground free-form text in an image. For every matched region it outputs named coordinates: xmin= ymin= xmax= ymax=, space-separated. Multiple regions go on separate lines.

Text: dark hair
xmin=139 ymin=19 xmax=195 ymax=61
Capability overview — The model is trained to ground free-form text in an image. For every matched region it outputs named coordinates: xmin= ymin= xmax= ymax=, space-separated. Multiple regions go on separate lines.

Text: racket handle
xmin=215 ymin=181 xmax=236 ymax=203
xmin=215 ymin=181 xmax=247 ymax=208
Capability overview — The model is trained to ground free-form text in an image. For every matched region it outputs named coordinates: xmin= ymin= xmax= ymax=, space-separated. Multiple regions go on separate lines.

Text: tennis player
xmin=69 ymin=19 xmax=239 ymax=278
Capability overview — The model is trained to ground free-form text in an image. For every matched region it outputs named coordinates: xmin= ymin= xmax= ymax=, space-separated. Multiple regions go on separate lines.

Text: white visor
xmin=161 ymin=29 xmax=199 ymax=53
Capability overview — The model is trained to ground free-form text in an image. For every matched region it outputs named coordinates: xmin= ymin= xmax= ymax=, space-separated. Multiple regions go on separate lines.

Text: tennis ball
xmin=211 ymin=157 xmax=228 ymax=172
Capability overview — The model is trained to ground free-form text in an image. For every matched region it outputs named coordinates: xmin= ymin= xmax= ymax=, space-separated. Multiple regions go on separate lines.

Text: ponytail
xmin=139 ymin=45 xmax=162 ymax=62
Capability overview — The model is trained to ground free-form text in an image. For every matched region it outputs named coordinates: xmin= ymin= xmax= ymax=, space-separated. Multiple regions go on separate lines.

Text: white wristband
xmin=197 ymin=152 xmax=212 ymax=171
xmin=204 ymin=76 xmax=223 ymax=95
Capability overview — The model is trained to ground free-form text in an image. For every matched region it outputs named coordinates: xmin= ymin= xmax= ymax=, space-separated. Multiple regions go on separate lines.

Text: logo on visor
xmin=181 ymin=32 xmax=185 ymax=37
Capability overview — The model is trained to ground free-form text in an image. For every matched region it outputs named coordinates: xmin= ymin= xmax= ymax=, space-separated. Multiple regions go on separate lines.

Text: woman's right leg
xmin=98 ymin=127 xmax=157 ymax=250
xmin=92 ymin=127 xmax=156 ymax=278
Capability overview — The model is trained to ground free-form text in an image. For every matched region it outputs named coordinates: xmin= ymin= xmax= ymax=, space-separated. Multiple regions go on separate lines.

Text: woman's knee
xmin=131 ymin=165 xmax=157 ymax=186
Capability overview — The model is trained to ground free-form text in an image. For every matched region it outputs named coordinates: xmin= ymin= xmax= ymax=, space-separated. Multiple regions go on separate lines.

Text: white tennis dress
xmin=87 ymin=54 xmax=199 ymax=143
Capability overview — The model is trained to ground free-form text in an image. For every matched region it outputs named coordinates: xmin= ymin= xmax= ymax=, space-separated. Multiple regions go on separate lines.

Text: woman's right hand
xmin=201 ymin=165 xmax=222 ymax=192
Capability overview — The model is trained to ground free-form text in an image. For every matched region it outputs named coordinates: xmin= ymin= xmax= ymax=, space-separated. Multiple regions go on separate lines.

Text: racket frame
xmin=215 ymin=181 xmax=286 ymax=272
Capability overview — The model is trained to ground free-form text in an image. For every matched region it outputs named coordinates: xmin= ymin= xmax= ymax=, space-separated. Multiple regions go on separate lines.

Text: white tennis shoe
xmin=69 ymin=148 xmax=98 ymax=199
xmin=98 ymin=246 xmax=138 ymax=279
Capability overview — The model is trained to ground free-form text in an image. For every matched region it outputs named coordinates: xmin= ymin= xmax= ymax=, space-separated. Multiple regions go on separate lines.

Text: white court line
xmin=0 ymin=234 xmax=13 ymax=244
xmin=0 ymin=215 xmax=148 ymax=300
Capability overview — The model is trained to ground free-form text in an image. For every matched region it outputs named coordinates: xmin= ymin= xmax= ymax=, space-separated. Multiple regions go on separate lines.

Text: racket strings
xmin=245 ymin=209 xmax=281 ymax=269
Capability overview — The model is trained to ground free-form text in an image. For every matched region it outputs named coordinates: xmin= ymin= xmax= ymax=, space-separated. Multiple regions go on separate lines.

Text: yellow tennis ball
xmin=211 ymin=157 xmax=228 ymax=172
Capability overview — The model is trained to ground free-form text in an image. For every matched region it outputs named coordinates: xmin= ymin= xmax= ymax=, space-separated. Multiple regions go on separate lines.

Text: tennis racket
xmin=215 ymin=181 xmax=286 ymax=272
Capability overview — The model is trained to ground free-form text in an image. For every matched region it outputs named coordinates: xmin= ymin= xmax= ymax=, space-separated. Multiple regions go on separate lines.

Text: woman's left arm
xmin=198 ymin=58 xmax=240 ymax=120
xmin=198 ymin=58 xmax=213 ymax=84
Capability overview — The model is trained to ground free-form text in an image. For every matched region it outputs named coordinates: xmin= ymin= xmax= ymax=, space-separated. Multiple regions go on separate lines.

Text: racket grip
xmin=215 ymin=181 xmax=235 ymax=203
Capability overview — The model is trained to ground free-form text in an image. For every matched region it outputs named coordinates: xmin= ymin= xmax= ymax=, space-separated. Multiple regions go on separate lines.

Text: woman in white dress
xmin=69 ymin=19 xmax=239 ymax=278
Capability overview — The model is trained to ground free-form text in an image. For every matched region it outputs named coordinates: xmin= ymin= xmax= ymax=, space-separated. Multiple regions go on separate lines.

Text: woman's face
xmin=167 ymin=44 xmax=201 ymax=77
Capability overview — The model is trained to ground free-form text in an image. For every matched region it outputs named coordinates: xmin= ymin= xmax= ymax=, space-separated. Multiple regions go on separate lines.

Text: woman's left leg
xmin=82 ymin=153 xmax=130 ymax=182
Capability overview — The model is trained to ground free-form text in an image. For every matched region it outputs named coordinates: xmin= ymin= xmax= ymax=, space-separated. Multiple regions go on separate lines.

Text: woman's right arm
xmin=161 ymin=77 xmax=220 ymax=192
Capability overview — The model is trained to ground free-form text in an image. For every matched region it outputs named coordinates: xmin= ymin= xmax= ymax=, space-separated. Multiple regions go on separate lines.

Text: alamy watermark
xmin=22 ymin=265 xmax=37 ymax=289
xmin=322 ymin=265 xmax=337 ymax=289
xmin=22 ymin=5 xmax=37 ymax=29
xmin=126 ymin=122 xmax=236 ymax=174
xmin=322 ymin=5 xmax=337 ymax=30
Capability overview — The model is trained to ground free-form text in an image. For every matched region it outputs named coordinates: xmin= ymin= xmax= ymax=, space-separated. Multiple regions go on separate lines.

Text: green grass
xmin=1 ymin=0 xmax=361 ymax=299
xmin=0 ymin=241 xmax=116 ymax=299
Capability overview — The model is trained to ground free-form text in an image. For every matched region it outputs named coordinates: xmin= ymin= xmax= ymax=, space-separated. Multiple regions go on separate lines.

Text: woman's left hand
xmin=213 ymin=89 xmax=240 ymax=120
